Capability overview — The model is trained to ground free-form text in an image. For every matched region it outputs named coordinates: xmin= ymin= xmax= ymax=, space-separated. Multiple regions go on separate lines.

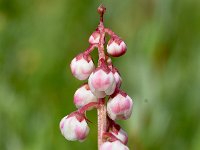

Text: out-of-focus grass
xmin=0 ymin=0 xmax=200 ymax=150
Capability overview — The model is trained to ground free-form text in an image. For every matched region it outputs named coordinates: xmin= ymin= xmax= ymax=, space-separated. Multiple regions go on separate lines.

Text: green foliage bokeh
xmin=0 ymin=0 xmax=200 ymax=149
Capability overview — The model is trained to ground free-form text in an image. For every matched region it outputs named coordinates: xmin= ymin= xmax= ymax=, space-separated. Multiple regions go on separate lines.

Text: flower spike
xmin=60 ymin=5 xmax=134 ymax=150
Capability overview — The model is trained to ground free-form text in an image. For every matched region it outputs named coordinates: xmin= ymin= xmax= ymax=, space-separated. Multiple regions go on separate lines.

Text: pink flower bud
xmin=89 ymin=30 xmax=100 ymax=44
xmin=107 ymin=90 xmax=133 ymax=120
xmin=59 ymin=115 xmax=89 ymax=142
xmin=88 ymin=65 xmax=116 ymax=98
xmin=112 ymin=67 xmax=122 ymax=88
xmin=74 ymin=84 xmax=98 ymax=108
xmin=100 ymin=140 xmax=129 ymax=150
xmin=110 ymin=128 xmax=128 ymax=145
xmin=107 ymin=37 xmax=127 ymax=57
xmin=70 ymin=53 xmax=95 ymax=80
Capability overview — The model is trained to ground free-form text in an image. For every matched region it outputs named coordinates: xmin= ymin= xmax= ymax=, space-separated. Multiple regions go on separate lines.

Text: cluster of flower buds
xmin=60 ymin=5 xmax=133 ymax=150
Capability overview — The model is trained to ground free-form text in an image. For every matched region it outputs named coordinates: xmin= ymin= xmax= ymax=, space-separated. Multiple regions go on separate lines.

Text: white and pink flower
xmin=88 ymin=64 xmax=116 ymax=98
xmin=110 ymin=127 xmax=128 ymax=145
xmin=70 ymin=53 xmax=95 ymax=80
xmin=107 ymin=90 xmax=133 ymax=120
xmin=100 ymin=140 xmax=129 ymax=150
xmin=74 ymin=84 xmax=98 ymax=108
xmin=59 ymin=115 xmax=89 ymax=142
xmin=89 ymin=30 xmax=100 ymax=44
xmin=107 ymin=38 xmax=127 ymax=57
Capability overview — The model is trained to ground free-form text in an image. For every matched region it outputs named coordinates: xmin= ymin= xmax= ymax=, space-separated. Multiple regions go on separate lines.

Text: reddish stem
xmin=97 ymin=5 xmax=106 ymax=62
xmin=84 ymin=44 xmax=98 ymax=55
xmin=78 ymin=102 xmax=100 ymax=114
xmin=98 ymin=31 xmax=106 ymax=61
xmin=98 ymin=98 xmax=107 ymax=149
xmin=97 ymin=5 xmax=107 ymax=149
xmin=105 ymin=28 xmax=116 ymax=37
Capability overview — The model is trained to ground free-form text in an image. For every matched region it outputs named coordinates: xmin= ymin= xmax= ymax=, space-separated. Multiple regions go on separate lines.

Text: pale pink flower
xmin=89 ymin=30 xmax=100 ymax=44
xmin=70 ymin=53 xmax=95 ymax=80
xmin=107 ymin=90 xmax=133 ymax=120
xmin=107 ymin=38 xmax=127 ymax=57
xmin=59 ymin=115 xmax=89 ymax=142
xmin=88 ymin=66 xmax=116 ymax=98
xmin=74 ymin=84 xmax=98 ymax=108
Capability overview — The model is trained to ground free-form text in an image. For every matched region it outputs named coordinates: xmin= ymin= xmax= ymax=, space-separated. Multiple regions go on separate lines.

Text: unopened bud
xmin=59 ymin=115 xmax=89 ymax=142
xmin=70 ymin=53 xmax=95 ymax=80
xmin=88 ymin=65 xmax=116 ymax=98
xmin=74 ymin=84 xmax=98 ymax=108
xmin=89 ymin=30 xmax=100 ymax=44
xmin=107 ymin=37 xmax=127 ymax=57
xmin=107 ymin=90 xmax=133 ymax=120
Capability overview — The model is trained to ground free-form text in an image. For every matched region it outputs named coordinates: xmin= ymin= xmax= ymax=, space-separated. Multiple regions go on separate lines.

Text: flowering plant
xmin=60 ymin=5 xmax=133 ymax=150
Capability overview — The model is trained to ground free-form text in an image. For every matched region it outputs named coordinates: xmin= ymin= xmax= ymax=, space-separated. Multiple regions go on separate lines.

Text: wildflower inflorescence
xmin=60 ymin=5 xmax=133 ymax=150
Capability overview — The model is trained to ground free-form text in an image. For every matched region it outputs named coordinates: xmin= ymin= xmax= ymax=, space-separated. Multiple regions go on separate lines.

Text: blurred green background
xmin=0 ymin=0 xmax=200 ymax=149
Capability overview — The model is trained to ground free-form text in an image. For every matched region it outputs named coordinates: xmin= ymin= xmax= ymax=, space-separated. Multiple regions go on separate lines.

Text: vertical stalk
xmin=97 ymin=5 xmax=106 ymax=61
xmin=97 ymin=5 xmax=107 ymax=149
xmin=98 ymin=98 xmax=107 ymax=149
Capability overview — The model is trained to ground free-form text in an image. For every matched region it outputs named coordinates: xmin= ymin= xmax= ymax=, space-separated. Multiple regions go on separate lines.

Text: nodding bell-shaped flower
xmin=89 ymin=30 xmax=100 ymax=44
xmin=59 ymin=114 xmax=89 ymax=142
xmin=107 ymin=37 xmax=127 ymax=57
xmin=100 ymin=140 xmax=129 ymax=150
xmin=107 ymin=90 xmax=133 ymax=120
xmin=70 ymin=53 xmax=95 ymax=80
xmin=109 ymin=124 xmax=128 ymax=145
xmin=88 ymin=60 xmax=116 ymax=98
xmin=74 ymin=84 xmax=98 ymax=108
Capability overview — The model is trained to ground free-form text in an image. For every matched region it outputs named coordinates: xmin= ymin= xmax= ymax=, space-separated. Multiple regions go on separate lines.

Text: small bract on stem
xmin=60 ymin=4 xmax=133 ymax=150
